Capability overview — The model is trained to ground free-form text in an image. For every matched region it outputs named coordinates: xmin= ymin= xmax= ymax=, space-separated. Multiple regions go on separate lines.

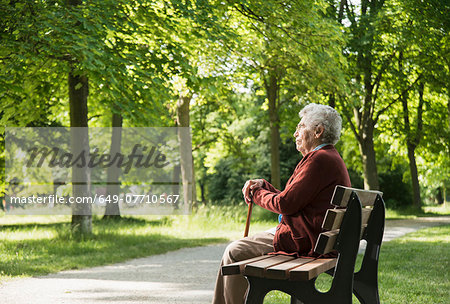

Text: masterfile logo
xmin=4 ymin=127 xmax=192 ymax=215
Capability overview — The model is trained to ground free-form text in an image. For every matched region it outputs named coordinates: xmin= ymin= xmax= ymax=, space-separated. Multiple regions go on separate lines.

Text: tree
xmin=371 ymin=0 xmax=449 ymax=207
xmin=331 ymin=0 xmax=388 ymax=190
xmin=66 ymin=0 xmax=92 ymax=235
xmin=228 ymin=0 xmax=345 ymax=188
xmin=1 ymin=0 xmax=198 ymax=231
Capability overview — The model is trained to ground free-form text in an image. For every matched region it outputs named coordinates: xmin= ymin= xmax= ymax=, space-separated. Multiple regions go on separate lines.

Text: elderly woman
xmin=212 ymin=103 xmax=351 ymax=304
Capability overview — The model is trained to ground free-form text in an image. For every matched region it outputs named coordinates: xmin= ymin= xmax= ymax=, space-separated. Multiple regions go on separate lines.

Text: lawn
xmin=0 ymin=203 xmax=276 ymax=282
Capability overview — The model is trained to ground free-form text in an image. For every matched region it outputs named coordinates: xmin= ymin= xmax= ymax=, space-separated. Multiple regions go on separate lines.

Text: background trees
xmin=1 ymin=0 xmax=448 ymax=228
xmin=325 ymin=0 xmax=449 ymax=205
xmin=225 ymin=0 xmax=346 ymax=188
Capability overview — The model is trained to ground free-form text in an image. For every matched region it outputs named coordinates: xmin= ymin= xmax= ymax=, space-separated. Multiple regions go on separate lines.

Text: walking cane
xmin=244 ymin=199 xmax=253 ymax=237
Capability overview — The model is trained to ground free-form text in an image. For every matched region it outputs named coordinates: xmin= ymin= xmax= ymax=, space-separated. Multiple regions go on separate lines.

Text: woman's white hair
xmin=299 ymin=103 xmax=342 ymax=145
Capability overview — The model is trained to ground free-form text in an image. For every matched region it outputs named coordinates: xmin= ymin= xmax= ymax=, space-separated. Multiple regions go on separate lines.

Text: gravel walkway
xmin=1 ymin=216 xmax=449 ymax=304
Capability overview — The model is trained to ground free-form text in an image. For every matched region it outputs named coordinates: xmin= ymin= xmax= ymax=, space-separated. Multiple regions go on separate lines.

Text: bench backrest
xmin=314 ymin=186 xmax=383 ymax=255
xmin=310 ymin=185 xmax=386 ymax=303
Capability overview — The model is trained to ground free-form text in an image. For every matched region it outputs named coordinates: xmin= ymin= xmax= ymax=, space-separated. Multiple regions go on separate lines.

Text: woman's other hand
xmin=242 ymin=179 xmax=264 ymax=204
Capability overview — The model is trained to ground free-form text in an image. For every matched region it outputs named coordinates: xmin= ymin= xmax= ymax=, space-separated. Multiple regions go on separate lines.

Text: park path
xmin=1 ymin=216 xmax=449 ymax=304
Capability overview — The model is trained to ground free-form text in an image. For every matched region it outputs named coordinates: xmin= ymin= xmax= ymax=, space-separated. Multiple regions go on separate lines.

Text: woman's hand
xmin=242 ymin=179 xmax=264 ymax=204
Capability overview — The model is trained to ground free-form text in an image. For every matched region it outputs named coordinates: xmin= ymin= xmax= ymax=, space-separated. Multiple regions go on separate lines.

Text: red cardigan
xmin=252 ymin=145 xmax=351 ymax=257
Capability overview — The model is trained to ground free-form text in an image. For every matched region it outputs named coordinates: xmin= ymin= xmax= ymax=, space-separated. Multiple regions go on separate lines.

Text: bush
xmin=206 ymin=158 xmax=250 ymax=205
xmin=205 ymin=139 xmax=301 ymax=206
xmin=379 ymin=168 xmax=413 ymax=208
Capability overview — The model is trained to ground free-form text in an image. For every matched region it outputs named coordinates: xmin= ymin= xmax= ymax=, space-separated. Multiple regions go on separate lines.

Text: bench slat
xmin=332 ymin=186 xmax=382 ymax=207
xmin=315 ymin=230 xmax=339 ymax=254
xmin=244 ymin=255 xmax=296 ymax=277
xmin=221 ymin=255 xmax=272 ymax=276
xmin=316 ymin=225 xmax=368 ymax=255
xmin=264 ymin=258 xmax=313 ymax=280
xmin=322 ymin=208 xmax=372 ymax=231
xmin=322 ymin=209 xmax=345 ymax=230
xmin=289 ymin=258 xmax=337 ymax=281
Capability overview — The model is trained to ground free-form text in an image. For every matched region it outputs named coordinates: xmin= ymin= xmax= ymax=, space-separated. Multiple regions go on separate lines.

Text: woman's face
xmin=293 ymin=117 xmax=321 ymax=156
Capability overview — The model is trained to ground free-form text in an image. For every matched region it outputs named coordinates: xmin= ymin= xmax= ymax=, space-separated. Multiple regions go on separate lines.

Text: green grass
xmin=263 ymin=225 xmax=450 ymax=304
xmin=0 ymin=203 xmax=277 ymax=283
xmin=385 ymin=203 xmax=450 ymax=219
xmin=0 ymin=217 xmax=221 ymax=282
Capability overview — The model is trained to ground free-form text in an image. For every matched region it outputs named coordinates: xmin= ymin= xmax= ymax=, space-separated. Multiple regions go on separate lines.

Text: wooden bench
xmin=222 ymin=186 xmax=385 ymax=304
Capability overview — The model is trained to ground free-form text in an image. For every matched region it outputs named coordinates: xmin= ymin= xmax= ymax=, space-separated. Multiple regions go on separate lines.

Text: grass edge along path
xmin=264 ymin=224 xmax=450 ymax=304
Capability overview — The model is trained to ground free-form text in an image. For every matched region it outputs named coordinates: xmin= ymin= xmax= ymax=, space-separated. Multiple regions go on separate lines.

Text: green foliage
xmin=206 ymin=157 xmax=250 ymax=205
xmin=0 ymin=0 xmax=234 ymax=127
xmin=277 ymin=139 xmax=302 ymax=187
xmin=229 ymin=0 xmax=347 ymax=91
xmin=203 ymin=136 xmax=301 ymax=205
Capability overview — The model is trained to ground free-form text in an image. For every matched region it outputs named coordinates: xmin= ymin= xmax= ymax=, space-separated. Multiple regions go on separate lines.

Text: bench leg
xmin=353 ymin=244 xmax=381 ymax=304
xmin=354 ymin=196 xmax=384 ymax=304
xmin=245 ymin=276 xmax=346 ymax=304
xmin=245 ymin=277 xmax=268 ymax=304
xmin=354 ymin=281 xmax=380 ymax=304
xmin=245 ymin=276 xmax=308 ymax=304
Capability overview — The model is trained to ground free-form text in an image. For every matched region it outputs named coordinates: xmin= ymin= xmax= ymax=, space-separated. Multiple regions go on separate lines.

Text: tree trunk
xmin=447 ymin=97 xmax=450 ymax=129
xmin=397 ymin=51 xmax=423 ymax=208
xmin=177 ymin=95 xmax=195 ymax=212
xmin=406 ymin=143 xmax=421 ymax=208
xmin=353 ymin=101 xmax=380 ymax=190
xmin=67 ymin=0 xmax=91 ymax=236
xmin=401 ymin=82 xmax=424 ymax=208
xmin=103 ymin=112 xmax=123 ymax=219
xmin=191 ymin=157 xmax=197 ymax=209
xmin=343 ymin=0 xmax=382 ymax=191
xmin=199 ymin=181 xmax=205 ymax=203
xmin=265 ymin=70 xmax=281 ymax=189
xmin=69 ymin=72 xmax=92 ymax=235
xmin=170 ymin=119 xmax=181 ymax=209
xmin=357 ymin=121 xmax=380 ymax=190
xmin=436 ymin=187 xmax=444 ymax=205
xmin=447 ymin=62 xmax=450 ymax=129
xmin=172 ymin=164 xmax=181 ymax=209
xmin=328 ymin=93 xmax=336 ymax=108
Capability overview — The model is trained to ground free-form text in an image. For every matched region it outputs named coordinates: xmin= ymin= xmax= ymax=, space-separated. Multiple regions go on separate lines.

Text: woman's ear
xmin=315 ymin=125 xmax=325 ymax=138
